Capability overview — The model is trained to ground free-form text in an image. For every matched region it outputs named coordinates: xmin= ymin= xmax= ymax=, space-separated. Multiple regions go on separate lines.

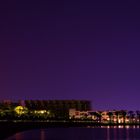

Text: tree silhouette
xmin=107 ymin=111 xmax=113 ymax=124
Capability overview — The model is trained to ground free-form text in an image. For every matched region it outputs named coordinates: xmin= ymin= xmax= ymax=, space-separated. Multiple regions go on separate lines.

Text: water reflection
xmin=41 ymin=129 xmax=45 ymax=140
xmin=113 ymin=127 xmax=117 ymax=140
xmin=15 ymin=133 xmax=22 ymax=140
xmin=107 ymin=127 xmax=110 ymax=140
xmin=126 ymin=127 xmax=129 ymax=140
xmin=5 ymin=126 xmax=140 ymax=140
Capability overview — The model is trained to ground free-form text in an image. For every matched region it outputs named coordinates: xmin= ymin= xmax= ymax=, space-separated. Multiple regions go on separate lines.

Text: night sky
xmin=0 ymin=0 xmax=140 ymax=110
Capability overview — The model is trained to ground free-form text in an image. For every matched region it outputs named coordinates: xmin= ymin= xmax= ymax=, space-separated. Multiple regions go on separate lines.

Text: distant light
xmin=14 ymin=106 xmax=28 ymax=115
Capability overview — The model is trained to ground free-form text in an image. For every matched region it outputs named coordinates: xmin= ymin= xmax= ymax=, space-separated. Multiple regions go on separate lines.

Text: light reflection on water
xmin=40 ymin=129 xmax=45 ymax=140
xmin=5 ymin=126 xmax=140 ymax=140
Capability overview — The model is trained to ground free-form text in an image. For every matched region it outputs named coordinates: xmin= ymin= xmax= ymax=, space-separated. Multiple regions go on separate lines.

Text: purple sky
xmin=0 ymin=0 xmax=140 ymax=110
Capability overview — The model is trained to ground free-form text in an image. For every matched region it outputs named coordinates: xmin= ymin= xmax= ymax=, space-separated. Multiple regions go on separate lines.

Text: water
xmin=5 ymin=126 xmax=140 ymax=140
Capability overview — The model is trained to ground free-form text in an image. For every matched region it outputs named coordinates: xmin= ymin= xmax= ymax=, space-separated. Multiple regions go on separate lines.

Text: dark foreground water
xmin=5 ymin=126 xmax=140 ymax=140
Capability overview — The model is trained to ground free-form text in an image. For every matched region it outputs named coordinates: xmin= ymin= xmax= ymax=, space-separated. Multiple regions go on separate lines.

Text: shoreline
xmin=1 ymin=120 xmax=140 ymax=127
xmin=0 ymin=121 xmax=140 ymax=140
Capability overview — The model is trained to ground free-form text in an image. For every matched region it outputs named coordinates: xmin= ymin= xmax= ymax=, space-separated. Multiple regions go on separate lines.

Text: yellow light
xmin=118 ymin=119 xmax=121 ymax=123
xmin=47 ymin=111 xmax=50 ymax=115
xmin=14 ymin=106 xmax=28 ymax=115
xmin=34 ymin=110 xmax=47 ymax=114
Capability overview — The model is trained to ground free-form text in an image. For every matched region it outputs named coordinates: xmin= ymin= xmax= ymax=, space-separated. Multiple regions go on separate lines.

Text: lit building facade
xmin=23 ymin=100 xmax=91 ymax=119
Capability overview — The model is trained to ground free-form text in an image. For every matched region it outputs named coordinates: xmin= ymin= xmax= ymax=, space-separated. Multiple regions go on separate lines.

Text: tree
xmin=120 ymin=110 xmax=127 ymax=124
xmin=136 ymin=111 xmax=140 ymax=123
xmin=107 ymin=111 xmax=113 ymax=124
xmin=96 ymin=111 xmax=102 ymax=123
xmin=128 ymin=111 xmax=135 ymax=123
xmin=114 ymin=111 xmax=121 ymax=124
